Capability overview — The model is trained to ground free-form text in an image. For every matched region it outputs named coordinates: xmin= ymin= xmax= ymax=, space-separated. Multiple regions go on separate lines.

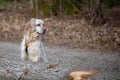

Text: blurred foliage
xmin=0 ymin=0 xmax=119 ymax=51
xmin=0 ymin=0 xmax=119 ymax=17
xmin=31 ymin=0 xmax=81 ymax=17
xmin=104 ymin=0 xmax=120 ymax=8
xmin=0 ymin=0 xmax=7 ymax=6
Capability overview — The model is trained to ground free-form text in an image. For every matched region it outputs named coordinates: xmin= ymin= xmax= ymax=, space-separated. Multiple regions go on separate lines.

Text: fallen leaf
xmin=22 ymin=68 xmax=29 ymax=75
xmin=47 ymin=63 xmax=59 ymax=69
xmin=5 ymin=69 xmax=11 ymax=74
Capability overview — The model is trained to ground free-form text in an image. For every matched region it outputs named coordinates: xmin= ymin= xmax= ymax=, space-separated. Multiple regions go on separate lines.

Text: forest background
xmin=0 ymin=0 xmax=120 ymax=51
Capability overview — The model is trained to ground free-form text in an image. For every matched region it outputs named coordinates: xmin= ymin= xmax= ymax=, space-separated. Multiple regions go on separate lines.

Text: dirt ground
xmin=0 ymin=41 xmax=119 ymax=80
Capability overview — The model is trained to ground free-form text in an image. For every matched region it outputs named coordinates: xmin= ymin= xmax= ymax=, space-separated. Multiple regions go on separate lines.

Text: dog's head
xmin=25 ymin=18 xmax=46 ymax=36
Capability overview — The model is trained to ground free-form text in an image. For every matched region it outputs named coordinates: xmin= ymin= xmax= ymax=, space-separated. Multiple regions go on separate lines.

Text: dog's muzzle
xmin=37 ymin=29 xmax=46 ymax=35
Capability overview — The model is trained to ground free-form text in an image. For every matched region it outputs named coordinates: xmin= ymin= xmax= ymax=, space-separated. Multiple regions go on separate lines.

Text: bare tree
xmin=91 ymin=0 xmax=105 ymax=25
xmin=82 ymin=0 xmax=105 ymax=25
xmin=35 ymin=0 xmax=38 ymax=18
xmin=59 ymin=0 xmax=62 ymax=16
xmin=30 ymin=0 xmax=34 ymax=10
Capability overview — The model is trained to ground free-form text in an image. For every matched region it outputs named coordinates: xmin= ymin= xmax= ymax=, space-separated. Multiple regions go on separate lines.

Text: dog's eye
xmin=36 ymin=24 xmax=40 ymax=26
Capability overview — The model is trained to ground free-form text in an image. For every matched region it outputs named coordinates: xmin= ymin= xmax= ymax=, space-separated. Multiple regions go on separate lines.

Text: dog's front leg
xmin=21 ymin=36 xmax=29 ymax=61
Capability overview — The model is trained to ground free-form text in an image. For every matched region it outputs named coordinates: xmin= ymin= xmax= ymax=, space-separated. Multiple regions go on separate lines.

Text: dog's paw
xmin=21 ymin=53 xmax=29 ymax=61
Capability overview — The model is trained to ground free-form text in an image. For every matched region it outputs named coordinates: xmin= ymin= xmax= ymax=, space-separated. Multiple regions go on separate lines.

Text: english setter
xmin=21 ymin=18 xmax=48 ymax=63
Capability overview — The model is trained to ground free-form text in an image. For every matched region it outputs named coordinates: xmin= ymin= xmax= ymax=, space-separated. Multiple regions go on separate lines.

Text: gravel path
xmin=0 ymin=41 xmax=120 ymax=80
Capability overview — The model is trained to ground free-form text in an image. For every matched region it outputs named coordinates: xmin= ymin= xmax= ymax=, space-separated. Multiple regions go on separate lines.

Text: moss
xmin=0 ymin=0 xmax=8 ymax=6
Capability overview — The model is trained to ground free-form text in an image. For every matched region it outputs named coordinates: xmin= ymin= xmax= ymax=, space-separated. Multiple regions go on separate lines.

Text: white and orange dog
xmin=21 ymin=18 xmax=48 ymax=63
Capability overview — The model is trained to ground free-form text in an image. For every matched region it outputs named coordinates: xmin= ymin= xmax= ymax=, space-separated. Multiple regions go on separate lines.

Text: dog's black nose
xmin=37 ymin=32 xmax=41 ymax=35
xmin=43 ymin=29 xmax=46 ymax=34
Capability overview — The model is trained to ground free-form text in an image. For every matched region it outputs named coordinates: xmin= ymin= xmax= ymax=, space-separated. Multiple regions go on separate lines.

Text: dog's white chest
xmin=28 ymin=41 xmax=41 ymax=62
xmin=28 ymin=41 xmax=40 ymax=51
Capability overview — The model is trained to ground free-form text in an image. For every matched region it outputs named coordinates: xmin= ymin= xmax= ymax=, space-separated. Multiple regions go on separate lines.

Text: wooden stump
xmin=69 ymin=70 xmax=98 ymax=80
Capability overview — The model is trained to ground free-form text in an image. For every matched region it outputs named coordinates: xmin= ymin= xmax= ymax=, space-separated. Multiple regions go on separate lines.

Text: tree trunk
xmin=83 ymin=0 xmax=105 ymax=25
xmin=35 ymin=0 xmax=38 ymax=18
xmin=90 ymin=0 xmax=105 ymax=25
xmin=30 ymin=0 xmax=34 ymax=10
xmin=59 ymin=0 xmax=62 ymax=17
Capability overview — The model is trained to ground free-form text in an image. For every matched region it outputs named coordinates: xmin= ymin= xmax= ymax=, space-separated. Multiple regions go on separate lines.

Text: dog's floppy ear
xmin=30 ymin=18 xmax=36 ymax=27
xmin=24 ymin=19 xmax=35 ymax=32
xmin=24 ymin=21 xmax=31 ymax=31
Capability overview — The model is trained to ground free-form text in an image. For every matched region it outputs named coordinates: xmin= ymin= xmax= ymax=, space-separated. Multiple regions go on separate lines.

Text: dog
xmin=21 ymin=18 xmax=48 ymax=63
